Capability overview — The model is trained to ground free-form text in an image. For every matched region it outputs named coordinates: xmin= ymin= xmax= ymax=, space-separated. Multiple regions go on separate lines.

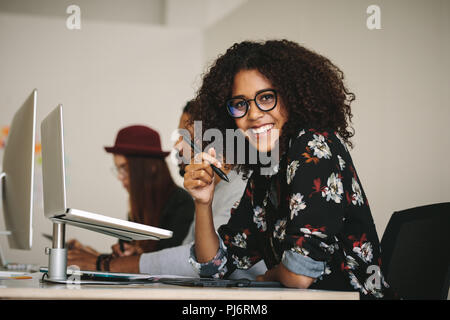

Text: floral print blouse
xmin=189 ymin=128 xmax=394 ymax=299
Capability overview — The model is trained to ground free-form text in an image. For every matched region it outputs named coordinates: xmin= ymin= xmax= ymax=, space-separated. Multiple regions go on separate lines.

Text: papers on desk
xmin=0 ymin=270 xmax=33 ymax=280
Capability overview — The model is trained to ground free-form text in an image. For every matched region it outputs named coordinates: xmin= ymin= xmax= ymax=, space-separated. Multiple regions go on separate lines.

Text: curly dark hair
xmin=191 ymin=39 xmax=355 ymax=175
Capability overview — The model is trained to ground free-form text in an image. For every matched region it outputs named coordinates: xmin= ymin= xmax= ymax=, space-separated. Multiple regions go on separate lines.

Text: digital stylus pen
xmin=182 ymin=135 xmax=229 ymax=183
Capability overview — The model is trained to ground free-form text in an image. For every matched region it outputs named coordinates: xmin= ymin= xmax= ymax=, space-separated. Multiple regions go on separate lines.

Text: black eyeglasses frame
xmin=226 ymin=89 xmax=278 ymax=119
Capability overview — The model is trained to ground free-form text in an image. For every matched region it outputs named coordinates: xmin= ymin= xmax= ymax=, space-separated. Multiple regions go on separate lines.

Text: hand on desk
xmin=111 ymin=241 xmax=143 ymax=257
xmin=66 ymin=239 xmax=141 ymax=273
xmin=67 ymin=239 xmax=99 ymax=271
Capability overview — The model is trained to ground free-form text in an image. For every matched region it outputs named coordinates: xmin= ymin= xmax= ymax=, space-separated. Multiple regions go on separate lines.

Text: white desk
xmin=0 ymin=272 xmax=359 ymax=300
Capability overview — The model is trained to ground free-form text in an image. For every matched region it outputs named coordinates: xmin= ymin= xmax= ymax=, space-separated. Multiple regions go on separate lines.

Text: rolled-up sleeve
xmin=189 ymin=235 xmax=228 ymax=278
xmin=281 ymin=250 xmax=326 ymax=278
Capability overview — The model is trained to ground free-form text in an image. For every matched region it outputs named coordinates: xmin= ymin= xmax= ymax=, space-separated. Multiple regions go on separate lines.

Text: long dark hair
xmin=191 ymin=39 xmax=355 ymax=177
xmin=127 ymin=156 xmax=176 ymax=252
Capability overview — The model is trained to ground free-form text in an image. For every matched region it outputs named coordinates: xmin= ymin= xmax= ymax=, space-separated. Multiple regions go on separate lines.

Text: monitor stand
xmin=41 ymin=222 xmax=143 ymax=285
xmin=43 ymin=221 xmax=68 ymax=282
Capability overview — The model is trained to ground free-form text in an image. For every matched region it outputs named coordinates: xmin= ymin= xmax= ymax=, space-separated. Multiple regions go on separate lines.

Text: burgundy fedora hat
xmin=104 ymin=125 xmax=170 ymax=158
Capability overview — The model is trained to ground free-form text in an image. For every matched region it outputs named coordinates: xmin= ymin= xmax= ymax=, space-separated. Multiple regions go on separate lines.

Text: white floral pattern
xmin=322 ymin=172 xmax=344 ymax=203
xmin=351 ymin=177 xmax=364 ymax=206
xmin=232 ymin=254 xmax=252 ymax=269
xmin=338 ymin=155 xmax=345 ymax=171
xmin=353 ymin=241 xmax=373 ymax=263
xmin=348 ymin=271 xmax=368 ymax=294
xmin=232 ymin=232 xmax=247 ymax=248
xmin=300 ymin=226 xmax=328 ymax=239
xmin=253 ymin=206 xmax=267 ymax=231
xmin=287 ymin=160 xmax=300 ymax=184
xmin=273 ymin=218 xmax=287 ymax=240
xmin=291 ymin=245 xmax=310 ymax=257
xmin=289 ymin=193 xmax=307 ymax=219
xmin=319 ymin=241 xmax=337 ymax=254
xmin=308 ymin=134 xmax=332 ymax=159
xmin=345 ymin=255 xmax=359 ymax=270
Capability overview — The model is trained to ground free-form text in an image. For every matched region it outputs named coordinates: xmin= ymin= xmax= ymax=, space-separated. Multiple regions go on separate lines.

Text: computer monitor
xmin=40 ymin=104 xmax=171 ymax=282
xmin=41 ymin=104 xmax=172 ymax=241
xmin=0 ymin=89 xmax=37 ymax=254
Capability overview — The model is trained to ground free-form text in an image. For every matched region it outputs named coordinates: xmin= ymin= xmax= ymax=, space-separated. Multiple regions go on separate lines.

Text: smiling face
xmin=232 ymin=69 xmax=288 ymax=153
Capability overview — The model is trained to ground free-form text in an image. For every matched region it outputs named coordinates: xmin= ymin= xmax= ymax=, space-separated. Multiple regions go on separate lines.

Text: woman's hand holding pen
xmin=111 ymin=241 xmax=142 ymax=257
xmin=183 ymin=148 xmax=221 ymax=206
xmin=184 ymin=148 xmax=221 ymax=263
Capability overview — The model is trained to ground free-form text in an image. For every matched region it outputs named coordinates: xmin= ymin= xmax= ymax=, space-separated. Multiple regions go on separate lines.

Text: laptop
xmin=40 ymin=105 xmax=173 ymax=241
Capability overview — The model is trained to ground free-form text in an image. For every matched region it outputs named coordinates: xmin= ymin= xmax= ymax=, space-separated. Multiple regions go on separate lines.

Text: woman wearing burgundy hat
xmin=67 ymin=125 xmax=195 ymax=271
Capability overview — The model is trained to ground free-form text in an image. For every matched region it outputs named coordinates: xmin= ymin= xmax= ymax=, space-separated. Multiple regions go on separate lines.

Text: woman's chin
xmin=248 ymin=137 xmax=279 ymax=153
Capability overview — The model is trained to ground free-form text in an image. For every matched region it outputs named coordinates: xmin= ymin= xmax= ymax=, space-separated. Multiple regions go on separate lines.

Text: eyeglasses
xmin=110 ymin=164 xmax=128 ymax=179
xmin=226 ymin=89 xmax=278 ymax=119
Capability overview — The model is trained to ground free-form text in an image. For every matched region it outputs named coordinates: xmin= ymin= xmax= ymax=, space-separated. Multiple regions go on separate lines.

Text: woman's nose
xmin=246 ymin=100 xmax=264 ymax=120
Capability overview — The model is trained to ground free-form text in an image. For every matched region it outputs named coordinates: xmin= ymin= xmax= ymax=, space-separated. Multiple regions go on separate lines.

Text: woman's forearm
xmin=261 ymin=263 xmax=315 ymax=289
xmin=194 ymin=202 xmax=219 ymax=263
xmin=109 ymin=255 xmax=140 ymax=273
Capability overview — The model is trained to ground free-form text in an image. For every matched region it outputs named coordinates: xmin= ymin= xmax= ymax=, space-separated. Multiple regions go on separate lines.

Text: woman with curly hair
xmin=184 ymin=39 xmax=394 ymax=299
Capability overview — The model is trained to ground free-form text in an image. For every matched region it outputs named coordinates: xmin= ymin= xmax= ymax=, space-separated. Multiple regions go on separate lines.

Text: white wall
xmin=0 ymin=0 xmax=165 ymax=25
xmin=165 ymin=0 xmax=247 ymax=28
xmin=203 ymin=0 xmax=450 ymax=238
xmin=0 ymin=10 xmax=202 ymax=265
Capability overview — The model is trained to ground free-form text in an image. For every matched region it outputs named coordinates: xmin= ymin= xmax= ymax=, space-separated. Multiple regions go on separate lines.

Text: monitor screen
xmin=1 ymin=89 xmax=37 ymax=250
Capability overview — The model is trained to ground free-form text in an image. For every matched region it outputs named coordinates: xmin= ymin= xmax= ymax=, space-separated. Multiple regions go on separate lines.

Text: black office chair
xmin=380 ymin=202 xmax=450 ymax=300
